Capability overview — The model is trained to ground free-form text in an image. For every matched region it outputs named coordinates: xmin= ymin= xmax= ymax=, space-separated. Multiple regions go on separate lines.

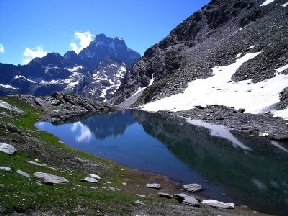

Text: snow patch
xmin=186 ymin=119 xmax=251 ymax=151
xmin=260 ymin=0 xmax=275 ymax=6
xmin=15 ymin=75 xmax=37 ymax=83
xmin=282 ymin=2 xmax=288 ymax=7
xmin=66 ymin=66 xmax=83 ymax=72
xmin=142 ymin=52 xmax=288 ymax=120
xmin=0 ymin=84 xmax=17 ymax=89
xmin=276 ymin=64 xmax=288 ymax=73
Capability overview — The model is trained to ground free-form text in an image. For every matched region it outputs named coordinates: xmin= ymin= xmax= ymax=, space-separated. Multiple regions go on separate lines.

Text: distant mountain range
xmin=0 ymin=34 xmax=140 ymax=101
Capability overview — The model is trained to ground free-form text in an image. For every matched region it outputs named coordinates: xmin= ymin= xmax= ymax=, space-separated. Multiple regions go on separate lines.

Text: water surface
xmin=36 ymin=110 xmax=288 ymax=216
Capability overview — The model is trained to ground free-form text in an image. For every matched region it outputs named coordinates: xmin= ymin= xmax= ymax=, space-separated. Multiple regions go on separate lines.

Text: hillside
xmin=114 ymin=0 xmax=288 ymax=122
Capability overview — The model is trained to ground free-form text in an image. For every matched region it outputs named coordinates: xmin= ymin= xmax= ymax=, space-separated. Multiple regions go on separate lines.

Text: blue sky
xmin=0 ymin=0 xmax=209 ymax=65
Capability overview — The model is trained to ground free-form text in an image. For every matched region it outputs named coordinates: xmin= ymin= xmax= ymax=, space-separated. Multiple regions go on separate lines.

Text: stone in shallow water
xmin=146 ymin=183 xmax=161 ymax=189
xmin=34 ymin=172 xmax=68 ymax=185
xmin=81 ymin=177 xmax=99 ymax=183
xmin=174 ymin=193 xmax=199 ymax=206
xmin=0 ymin=143 xmax=17 ymax=155
xmin=182 ymin=183 xmax=203 ymax=192
xmin=17 ymin=170 xmax=30 ymax=178
xmin=202 ymin=199 xmax=234 ymax=209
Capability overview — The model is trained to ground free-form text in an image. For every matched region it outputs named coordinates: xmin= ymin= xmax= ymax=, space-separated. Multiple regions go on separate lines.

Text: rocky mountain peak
xmin=78 ymin=34 xmax=140 ymax=68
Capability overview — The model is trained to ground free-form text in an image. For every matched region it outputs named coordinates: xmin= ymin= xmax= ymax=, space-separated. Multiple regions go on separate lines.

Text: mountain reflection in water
xmin=36 ymin=110 xmax=288 ymax=216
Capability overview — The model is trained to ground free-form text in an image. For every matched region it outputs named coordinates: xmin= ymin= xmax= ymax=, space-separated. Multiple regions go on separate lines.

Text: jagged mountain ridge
xmin=73 ymin=57 xmax=128 ymax=102
xmin=0 ymin=34 xmax=140 ymax=100
xmin=113 ymin=0 xmax=288 ymax=117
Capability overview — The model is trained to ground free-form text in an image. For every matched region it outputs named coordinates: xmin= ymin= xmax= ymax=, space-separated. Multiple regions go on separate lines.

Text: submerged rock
xmin=174 ymin=193 xmax=199 ymax=206
xmin=202 ymin=199 xmax=234 ymax=209
xmin=0 ymin=143 xmax=17 ymax=155
xmin=146 ymin=183 xmax=161 ymax=189
xmin=183 ymin=183 xmax=203 ymax=192
xmin=34 ymin=172 xmax=68 ymax=185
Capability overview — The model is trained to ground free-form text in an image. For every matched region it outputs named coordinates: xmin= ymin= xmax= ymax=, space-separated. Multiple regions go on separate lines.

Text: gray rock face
xmin=182 ymin=183 xmax=203 ymax=192
xmin=202 ymin=199 xmax=234 ymax=209
xmin=34 ymin=172 xmax=69 ymax=184
xmin=174 ymin=193 xmax=199 ymax=206
xmin=0 ymin=143 xmax=17 ymax=155
xmin=18 ymin=92 xmax=115 ymax=124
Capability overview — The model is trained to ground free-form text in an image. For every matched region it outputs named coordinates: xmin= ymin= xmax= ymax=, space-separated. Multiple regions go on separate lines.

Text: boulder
xmin=146 ymin=183 xmax=161 ymax=189
xmin=89 ymin=173 xmax=101 ymax=180
xmin=17 ymin=170 xmax=30 ymax=178
xmin=81 ymin=177 xmax=98 ymax=183
xmin=0 ymin=166 xmax=12 ymax=172
xmin=202 ymin=199 xmax=234 ymax=209
xmin=183 ymin=183 xmax=203 ymax=192
xmin=174 ymin=193 xmax=199 ymax=206
xmin=0 ymin=143 xmax=17 ymax=155
xmin=158 ymin=192 xmax=173 ymax=199
xmin=34 ymin=172 xmax=68 ymax=185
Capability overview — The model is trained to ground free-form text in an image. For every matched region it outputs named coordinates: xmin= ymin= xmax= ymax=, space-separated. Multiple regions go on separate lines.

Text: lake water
xmin=35 ymin=110 xmax=288 ymax=216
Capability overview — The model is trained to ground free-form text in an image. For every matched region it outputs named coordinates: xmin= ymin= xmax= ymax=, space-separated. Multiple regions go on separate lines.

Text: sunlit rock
xmin=0 ymin=166 xmax=12 ymax=172
xmin=34 ymin=172 xmax=69 ymax=185
xmin=174 ymin=193 xmax=199 ymax=206
xmin=146 ymin=183 xmax=161 ymax=189
xmin=81 ymin=177 xmax=98 ymax=183
xmin=0 ymin=143 xmax=17 ymax=155
xmin=202 ymin=199 xmax=234 ymax=209
xmin=89 ymin=173 xmax=101 ymax=180
xmin=17 ymin=170 xmax=30 ymax=178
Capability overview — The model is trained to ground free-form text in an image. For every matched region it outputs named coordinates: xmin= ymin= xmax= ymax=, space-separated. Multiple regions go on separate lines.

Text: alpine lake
xmin=35 ymin=109 xmax=288 ymax=216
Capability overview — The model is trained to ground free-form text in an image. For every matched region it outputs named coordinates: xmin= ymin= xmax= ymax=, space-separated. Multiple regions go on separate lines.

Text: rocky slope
xmin=17 ymin=92 xmax=114 ymax=124
xmin=113 ymin=0 xmax=288 ymax=119
xmin=0 ymin=34 xmax=140 ymax=101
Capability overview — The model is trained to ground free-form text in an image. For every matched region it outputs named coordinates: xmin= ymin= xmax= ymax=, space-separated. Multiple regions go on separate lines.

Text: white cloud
xmin=0 ymin=43 xmax=4 ymax=53
xmin=70 ymin=31 xmax=94 ymax=54
xmin=23 ymin=46 xmax=47 ymax=64
xmin=71 ymin=122 xmax=92 ymax=143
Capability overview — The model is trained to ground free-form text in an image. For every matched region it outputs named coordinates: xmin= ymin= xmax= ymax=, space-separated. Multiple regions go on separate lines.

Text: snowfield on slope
xmin=141 ymin=52 xmax=288 ymax=120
